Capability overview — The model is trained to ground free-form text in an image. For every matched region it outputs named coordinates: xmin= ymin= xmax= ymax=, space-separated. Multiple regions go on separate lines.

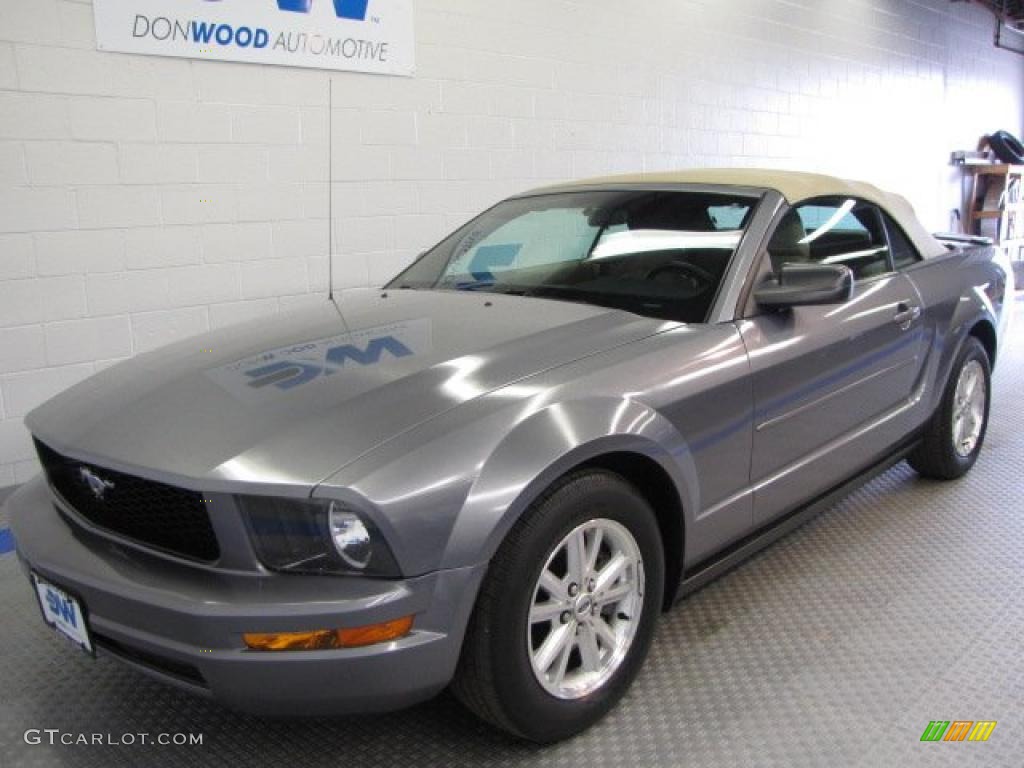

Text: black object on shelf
xmin=988 ymin=130 xmax=1024 ymax=165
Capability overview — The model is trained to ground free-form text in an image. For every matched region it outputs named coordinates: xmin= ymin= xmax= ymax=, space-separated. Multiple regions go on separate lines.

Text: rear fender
xmin=910 ymin=246 xmax=1007 ymax=416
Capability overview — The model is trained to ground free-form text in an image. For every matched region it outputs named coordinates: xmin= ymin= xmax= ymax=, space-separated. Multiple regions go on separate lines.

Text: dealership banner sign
xmin=93 ymin=0 xmax=414 ymax=76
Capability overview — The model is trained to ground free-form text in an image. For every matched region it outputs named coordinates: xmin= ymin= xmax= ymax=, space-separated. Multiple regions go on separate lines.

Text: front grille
xmin=34 ymin=439 xmax=220 ymax=562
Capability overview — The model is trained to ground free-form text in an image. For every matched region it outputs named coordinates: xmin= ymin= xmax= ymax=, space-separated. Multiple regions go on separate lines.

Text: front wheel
xmin=908 ymin=336 xmax=991 ymax=480
xmin=452 ymin=470 xmax=664 ymax=742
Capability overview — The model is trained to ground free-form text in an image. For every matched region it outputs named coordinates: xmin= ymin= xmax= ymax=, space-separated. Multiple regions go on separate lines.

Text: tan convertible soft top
xmin=545 ymin=168 xmax=947 ymax=259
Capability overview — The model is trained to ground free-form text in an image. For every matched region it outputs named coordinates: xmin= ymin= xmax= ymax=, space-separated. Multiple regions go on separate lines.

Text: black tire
xmin=988 ymin=130 xmax=1024 ymax=165
xmin=452 ymin=469 xmax=664 ymax=743
xmin=908 ymin=336 xmax=991 ymax=480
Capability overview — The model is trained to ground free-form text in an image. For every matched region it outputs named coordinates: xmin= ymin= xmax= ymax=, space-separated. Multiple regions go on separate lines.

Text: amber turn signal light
xmin=244 ymin=616 xmax=414 ymax=651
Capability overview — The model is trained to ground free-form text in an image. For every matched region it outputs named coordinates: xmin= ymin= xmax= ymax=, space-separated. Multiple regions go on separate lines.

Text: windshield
xmin=387 ymin=189 xmax=759 ymax=322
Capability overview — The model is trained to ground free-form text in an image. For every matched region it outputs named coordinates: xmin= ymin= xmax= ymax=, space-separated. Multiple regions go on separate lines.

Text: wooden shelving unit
xmin=963 ymin=164 xmax=1024 ymax=259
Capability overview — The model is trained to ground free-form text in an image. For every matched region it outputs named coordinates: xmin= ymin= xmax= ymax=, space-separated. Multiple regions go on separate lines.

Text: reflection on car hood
xmin=26 ymin=289 xmax=666 ymax=493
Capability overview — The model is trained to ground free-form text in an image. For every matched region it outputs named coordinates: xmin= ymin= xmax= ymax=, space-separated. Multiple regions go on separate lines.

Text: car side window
xmin=882 ymin=211 xmax=922 ymax=270
xmin=767 ymin=198 xmax=892 ymax=281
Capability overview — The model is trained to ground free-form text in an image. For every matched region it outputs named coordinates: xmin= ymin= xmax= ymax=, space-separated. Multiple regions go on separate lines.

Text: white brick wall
xmin=0 ymin=0 xmax=1022 ymax=483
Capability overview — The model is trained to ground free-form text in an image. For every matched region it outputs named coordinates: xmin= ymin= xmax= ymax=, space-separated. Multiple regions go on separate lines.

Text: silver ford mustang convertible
xmin=9 ymin=169 xmax=1012 ymax=742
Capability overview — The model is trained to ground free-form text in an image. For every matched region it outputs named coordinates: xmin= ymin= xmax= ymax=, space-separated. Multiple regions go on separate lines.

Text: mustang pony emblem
xmin=78 ymin=467 xmax=115 ymax=500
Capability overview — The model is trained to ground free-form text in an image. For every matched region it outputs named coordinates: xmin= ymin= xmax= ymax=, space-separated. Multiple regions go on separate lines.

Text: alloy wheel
xmin=952 ymin=359 xmax=987 ymax=457
xmin=527 ymin=518 xmax=644 ymax=700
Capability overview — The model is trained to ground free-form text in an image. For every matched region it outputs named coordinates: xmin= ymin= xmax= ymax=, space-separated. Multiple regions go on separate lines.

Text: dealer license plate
xmin=32 ymin=572 xmax=93 ymax=654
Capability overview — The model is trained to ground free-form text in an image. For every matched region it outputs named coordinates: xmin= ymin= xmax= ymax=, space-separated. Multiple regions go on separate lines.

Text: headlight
xmin=329 ymin=507 xmax=372 ymax=569
xmin=238 ymin=496 xmax=400 ymax=578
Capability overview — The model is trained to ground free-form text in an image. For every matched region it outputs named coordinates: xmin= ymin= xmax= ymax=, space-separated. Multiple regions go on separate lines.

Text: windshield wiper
xmin=447 ymin=282 xmax=529 ymax=296
xmin=521 ymin=285 xmax=593 ymax=305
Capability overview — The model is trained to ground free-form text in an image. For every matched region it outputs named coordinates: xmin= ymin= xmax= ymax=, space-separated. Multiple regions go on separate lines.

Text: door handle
xmin=893 ymin=302 xmax=921 ymax=330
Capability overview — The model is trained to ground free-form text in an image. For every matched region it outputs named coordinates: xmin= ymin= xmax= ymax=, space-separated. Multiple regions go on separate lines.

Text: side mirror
xmin=754 ymin=263 xmax=854 ymax=309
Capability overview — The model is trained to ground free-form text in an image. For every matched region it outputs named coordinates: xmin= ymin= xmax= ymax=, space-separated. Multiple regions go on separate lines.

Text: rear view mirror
xmin=754 ymin=263 xmax=854 ymax=308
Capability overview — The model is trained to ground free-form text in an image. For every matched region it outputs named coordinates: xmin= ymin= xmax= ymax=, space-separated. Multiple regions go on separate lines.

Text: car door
xmin=738 ymin=197 xmax=927 ymax=525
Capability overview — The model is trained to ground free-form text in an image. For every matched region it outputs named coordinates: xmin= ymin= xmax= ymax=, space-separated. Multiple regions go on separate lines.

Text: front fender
xmin=440 ymin=397 xmax=694 ymax=571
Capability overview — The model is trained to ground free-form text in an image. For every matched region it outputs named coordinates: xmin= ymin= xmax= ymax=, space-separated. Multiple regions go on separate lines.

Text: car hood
xmin=26 ymin=289 xmax=666 ymax=494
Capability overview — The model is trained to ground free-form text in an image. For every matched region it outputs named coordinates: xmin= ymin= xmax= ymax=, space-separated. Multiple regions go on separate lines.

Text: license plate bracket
xmin=31 ymin=572 xmax=94 ymax=656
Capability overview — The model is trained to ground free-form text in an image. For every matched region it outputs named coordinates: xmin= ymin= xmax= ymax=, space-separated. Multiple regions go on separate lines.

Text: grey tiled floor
xmin=0 ymin=485 xmax=14 ymax=527
xmin=1 ymin=313 xmax=1021 ymax=767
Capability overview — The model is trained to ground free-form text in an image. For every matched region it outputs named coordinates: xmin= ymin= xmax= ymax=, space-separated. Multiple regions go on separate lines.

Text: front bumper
xmin=8 ymin=477 xmax=485 ymax=715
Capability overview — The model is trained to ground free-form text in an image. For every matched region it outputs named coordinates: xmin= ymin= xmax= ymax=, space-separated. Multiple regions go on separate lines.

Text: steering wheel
xmin=645 ymin=260 xmax=716 ymax=286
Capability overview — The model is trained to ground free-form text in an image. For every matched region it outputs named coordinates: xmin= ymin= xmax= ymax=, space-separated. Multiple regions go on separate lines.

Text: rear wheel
xmin=452 ymin=469 xmax=664 ymax=742
xmin=908 ymin=336 xmax=991 ymax=480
